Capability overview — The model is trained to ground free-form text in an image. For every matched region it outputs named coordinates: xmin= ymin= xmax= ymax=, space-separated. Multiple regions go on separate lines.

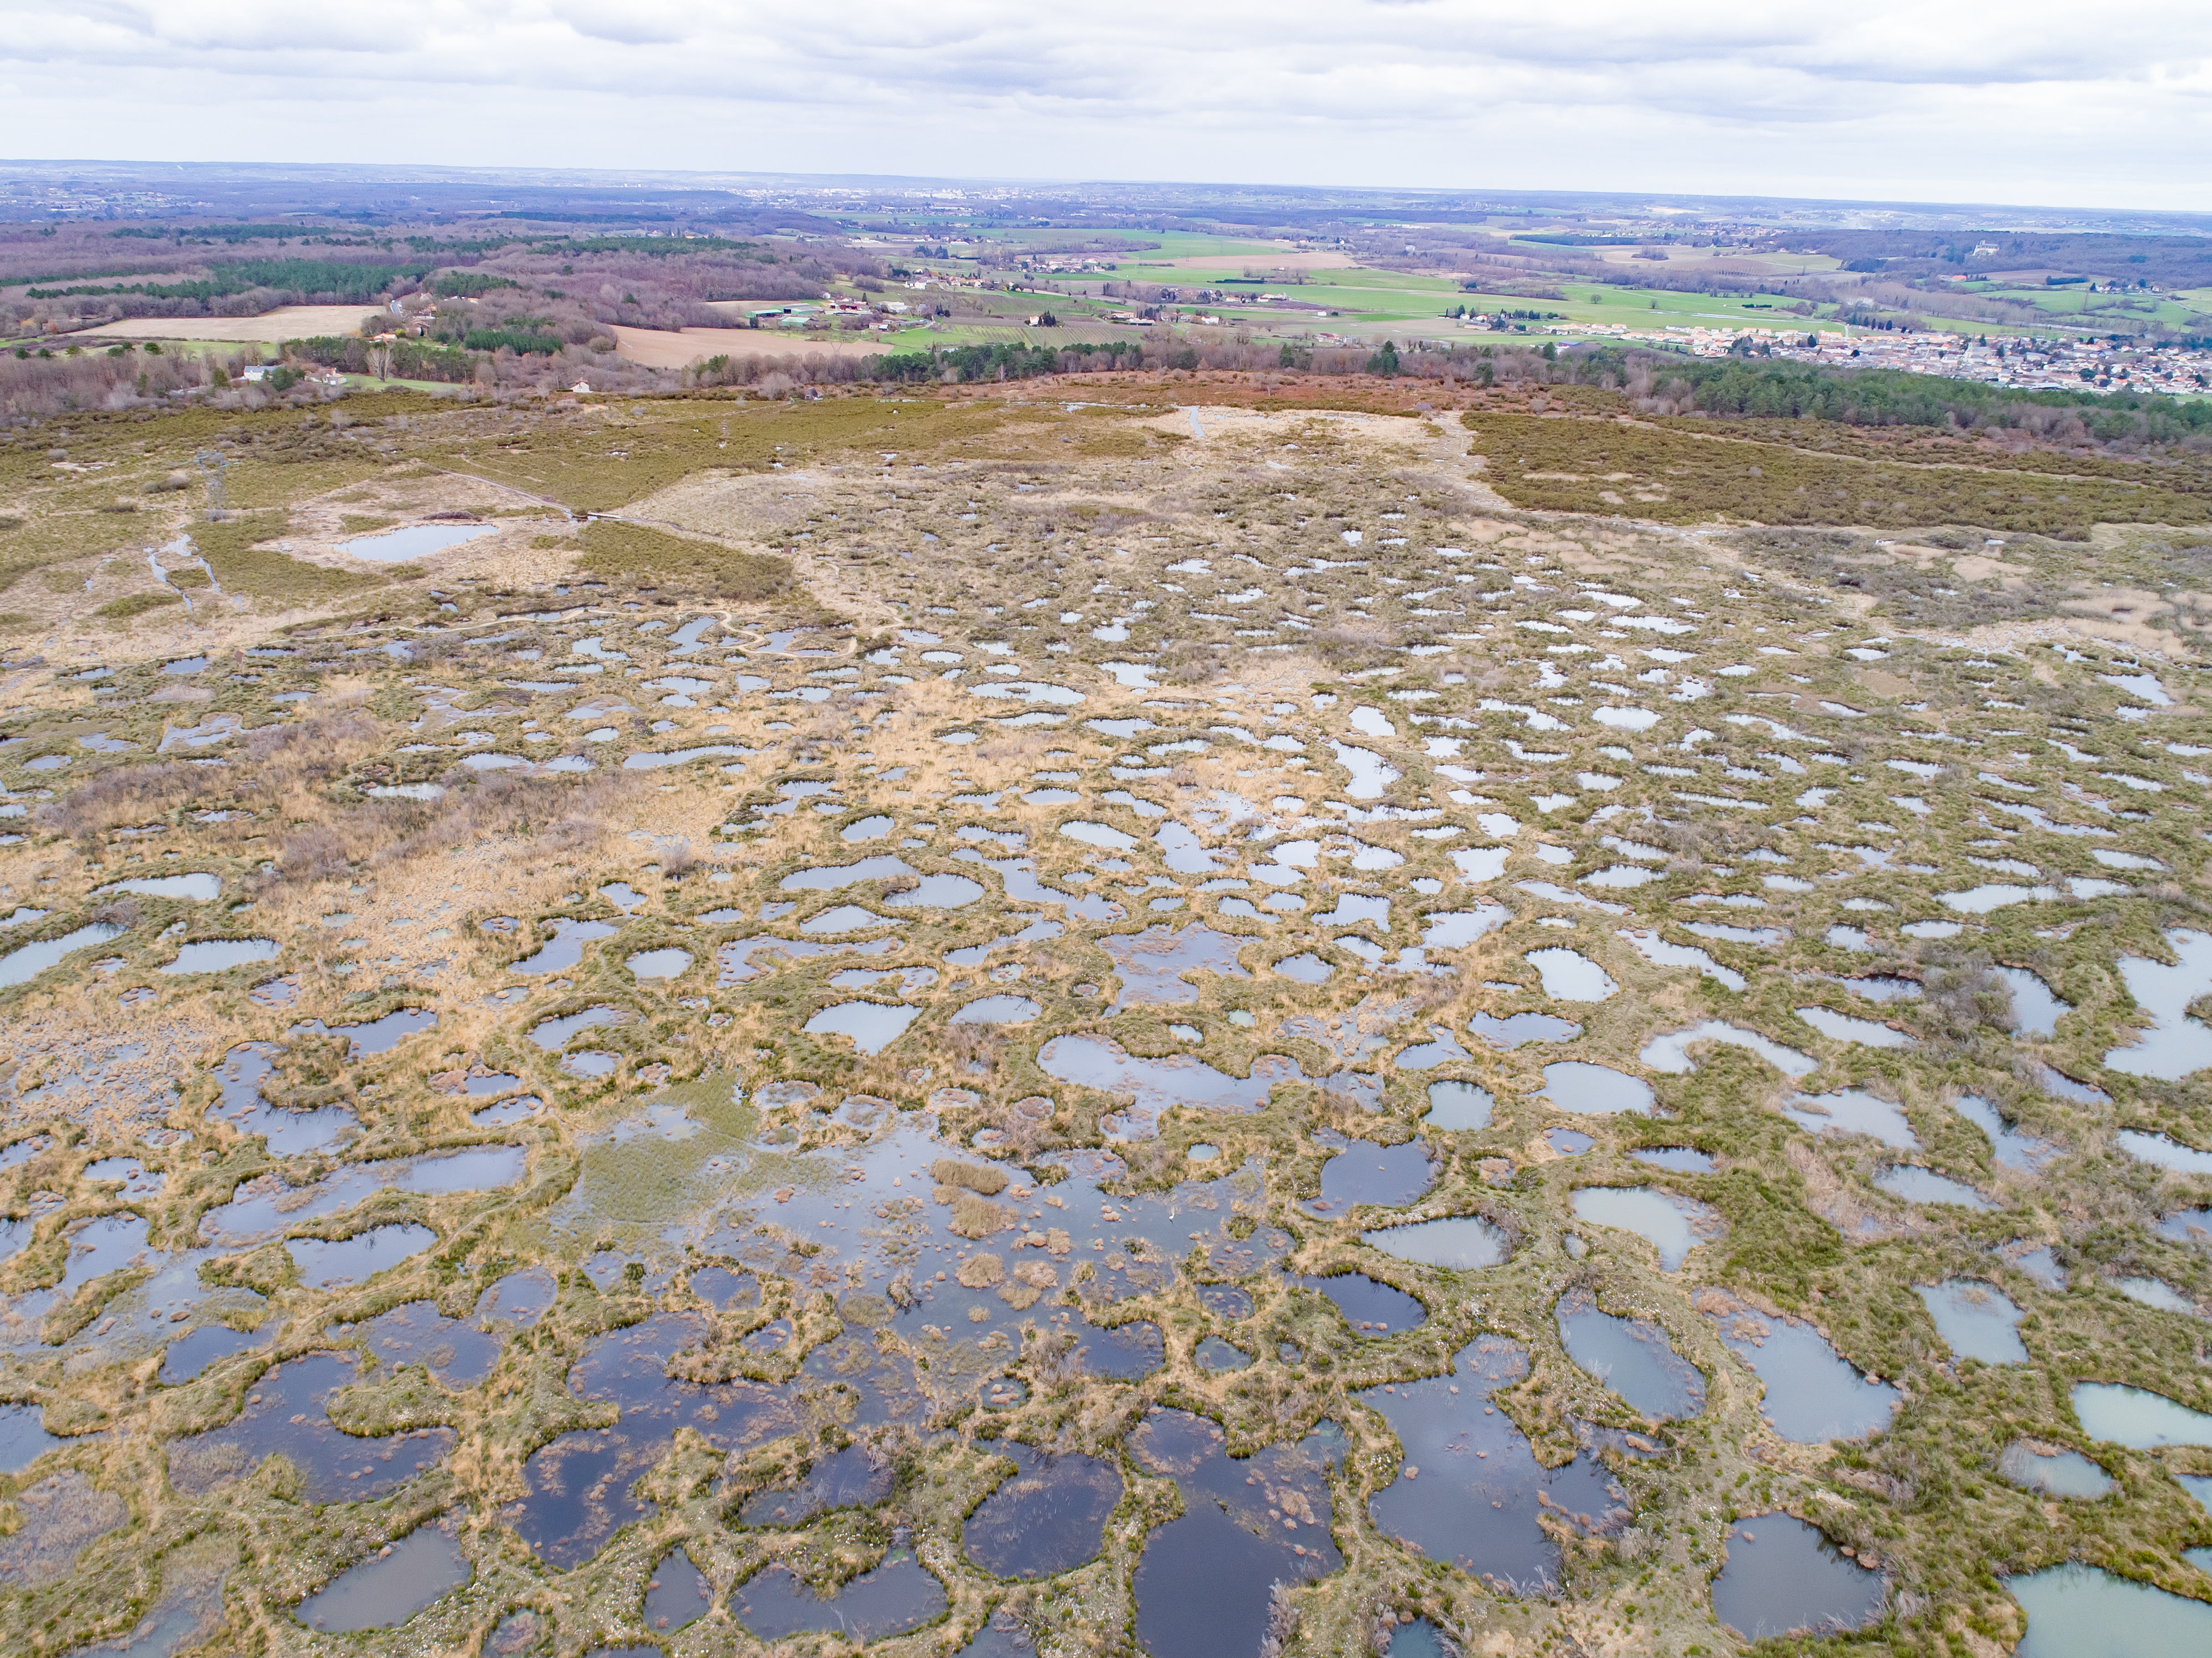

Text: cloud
xmin=0 ymin=1 xmax=2205 ymax=207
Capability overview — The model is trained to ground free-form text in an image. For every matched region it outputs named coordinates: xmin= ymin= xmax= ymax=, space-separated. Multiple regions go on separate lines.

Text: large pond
xmin=1535 ymin=1062 xmax=1653 ymax=1116
xmin=1917 ymin=1279 xmax=2028 ymax=1364
xmin=1570 ymin=1187 xmax=1719 ymax=1272
xmin=293 ymin=1521 xmax=471 ymax=1632
xmin=732 ymin=1553 xmax=947 ymax=1642
xmin=963 ymin=1443 xmax=1120 ymax=1578
xmin=1706 ymin=1298 xmax=1899 ymax=1442
xmin=1361 ymin=1337 xmax=1623 ymax=1595
xmin=1129 ymin=1410 xmax=1343 ymax=1658
xmin=1308 ymin=1136 xmax=1434 ymax=1214
xmin=340 ymin=522 xmax=497 ymax=560
xmin=1555 ymin=1292 xmax=1704 ymax=1419
xmin=1363 ymin=1215 xmax=1510 ymax=1269
xmin=1710 ymin=1514 xmax=1885 ymax=1639
xmin=2102 ymin=928 xmax=2212 ymax=1080
xmin=167 ymin=1352 xmax=451 ymax=1502
xmin=1421 ymin=1080 xmax=1494 ymax=1131
xmin=2071 ymin=1383 xmax=2212 ymax=1448
xmin=2007 ymin=1563 xmax=2212 ymax=1656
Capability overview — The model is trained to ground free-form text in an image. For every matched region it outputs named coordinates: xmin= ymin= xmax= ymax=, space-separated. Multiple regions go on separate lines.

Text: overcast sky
xmin=1 ymin=2 xmax=2207 ymax=210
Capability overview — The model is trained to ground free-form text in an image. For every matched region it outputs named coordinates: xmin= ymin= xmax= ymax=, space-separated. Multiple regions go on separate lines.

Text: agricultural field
xmin=0 ymin=370 xmax=2210 ymax=1658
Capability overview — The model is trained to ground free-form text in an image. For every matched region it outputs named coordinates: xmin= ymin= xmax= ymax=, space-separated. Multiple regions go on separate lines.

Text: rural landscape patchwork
xmin=3 ymin=165 xmax=2212 ymax=1658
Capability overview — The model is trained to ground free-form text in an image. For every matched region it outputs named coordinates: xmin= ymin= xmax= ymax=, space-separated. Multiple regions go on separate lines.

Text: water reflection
xmin=1556 ymin=1293 xmax=1704 ymax=1419
xmin=732 ymin=1552 xmax=946 ymax=1642
xmin=964 ymin=1443 xmax=1120 ymax=1578
xmin=1361 ymin=1338 xmax=1621 ymax=1594
xmin=1705 ymin=1296 xmax=1899 ymax=1442
xmin=1710 ymin=1515 xmax=1884 ymax=1639
xmin=167 ymin=1352 xmax=451 ymax=1502
xmin=1131 ymin=1410 xmax=1342 ymax=1658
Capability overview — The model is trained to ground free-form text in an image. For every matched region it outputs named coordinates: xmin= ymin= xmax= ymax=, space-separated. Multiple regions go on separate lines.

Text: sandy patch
xmin=73 ymin=306 xmax=386 ymax=344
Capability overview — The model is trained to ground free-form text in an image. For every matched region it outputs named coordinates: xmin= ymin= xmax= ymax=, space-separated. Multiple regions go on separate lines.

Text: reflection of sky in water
xmin=1361 ymin=1338 xmax=1622 ymax=1595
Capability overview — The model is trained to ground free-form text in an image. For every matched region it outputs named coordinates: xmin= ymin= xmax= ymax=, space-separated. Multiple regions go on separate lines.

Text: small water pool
xmin=1710 ymin=1515 xmax=1884 ymax=1639
xmin=340 ymin=523 xmax=496 ymax=561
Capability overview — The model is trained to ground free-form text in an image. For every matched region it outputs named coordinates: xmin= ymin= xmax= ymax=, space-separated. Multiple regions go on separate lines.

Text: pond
xmin=340 ymin=523 xmax=496 ymax=561
xmin=1782 ymin=1090 xmax=1920 ymax=1151
xmin=1878 ymin=1166 xmax=1994 ymax=1210
xmin=1329 ymin=741 xmax=1398 ymax=799
xmin=1101 ymin=924 xmax=1249 ymax=1009
xmin=511 ymin=917 xmax=618 ymax=975
xmin=1710 ymin=1515 xmax=1884 ymax=1639
xmin=645 ymin=1550 xmax=712 ymax=1634
xmin=1195 ymin=1336 xmax=1252 ymax=1371
xmin=1619 ymin=927 xmax=1746 ymax=991
xmin=1363 ymin=1216 xmax=1510 ymax=1270
xmin=2115 ymin=1132 xmax=2212 ymax=1174
xmin=335 ymin=1300 xmax=501 ymax=1387
xmin=2072 ymin=1383 xmax=2212 ymax=1448
xmin=950 ymin=994 xmax=1041 ymax=1025
xmin=0 ymin=1403 xmax=59 ymax=1474
xmin=2162 ymin=1209 xmax=2212 ymax=1248
xmin=2000 ymin=966 xmax=2069 ymax=1038
xmin=1273 ymin=952 xmax=1335 ymax=984
xmin=738 ymin=1443 xmax=892 ymax=1526
xmin=167 ymin=1352 xmax=451 ymax=1503
xmin=1570 ymin=1187 xmax=1719 ymax=1271
xmin=1639 ymin=1020 xmax=1815 ymax=1078
xmin=1706 ymin=1299 xmax=1899 ymax=1442
xmin=732 ymin=1553 xmax=946 ymax=1643
xmin=1130 ymin=1410 xmax=1343 ymax=1658
xmin=626 ymin=948 xmax=691 ymax=980
xmin=1297 ymin=1274 xmax=1426 ymax=1336
xmin=2104 ymin=929 xmax=2212 ymax=1080
xmin=1072 ymin=1319 xmax=1164 ymax=1379
xmin=529 ymin=1004 xmax=626 ymax=1049
xmin=1361 ymin=1337 xmax=1621 ymax=1595
xmin=1797 ymin=1004 xmax=1913 ymax=1048
xmin=1525 ymin=948 xmax=1616 ymax=1002
xmin=287 ymin=1223 xmax=438 ymax=1287
xmin=206 ymin=1042 xmax=356 ymax=1154
xmin=1467 ymin=1010 xmax=1582 ymax=1049
xmin=514 ymin=1313 xmax=800 ymax=1568
xmin=158 ymin=1322 xmax=267 ymax=1385
xmin=1630 ymin=1146 xmax=1715 ymax=1174
xmin=1422 ymin=906 xmax=1508 ymax=949
xmin=1556 ymin=1293 xmax=1704 ymax=1419
xmin=1917 ymin=1280 xmax=2028 ymax=1363
xmin=2007 ymin=1563 xmax=2212 ymax=1657
xmin=97 ymin=872 xmax=222 ymax=902
xmin=159 ymin=938 xmax=279 ymax=974
xmin=1039 ymin=1033 xmax=1299 ymax=1123
xmin=1953 ymin=1093 xmax=2053 ymax=1170
xmin=0 ymin=922 xmax=124 ymax=988
xmin=1309 ymin=1138 xmax=1434 ymax=1214
xmin=1997 ymin=1442 xmax=2113 ymax=1499
xmin=293 ymin=1522 xmax=471 ymax=1633
xmin=1421 ymin=1080 xmax=1494 ymax=1131
xmin=1535 ymin=1061 xmax=1653 ymax=1116
xmin=964 ymin=1443 xmax=1120 ymax=1579
xmin=803 ymin=1000 xmax=920 ymax=1054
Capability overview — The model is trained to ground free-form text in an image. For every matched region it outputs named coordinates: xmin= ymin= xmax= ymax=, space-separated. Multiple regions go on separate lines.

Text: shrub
xmin=95 ymin=590 xmax=181 ymax=619
xmin=564 ymin=519 xmax=790 ymax=601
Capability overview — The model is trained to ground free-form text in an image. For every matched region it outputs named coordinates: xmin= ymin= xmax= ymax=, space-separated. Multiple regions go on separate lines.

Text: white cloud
xmin=0 ymin=1 xmax=2206 ymax=207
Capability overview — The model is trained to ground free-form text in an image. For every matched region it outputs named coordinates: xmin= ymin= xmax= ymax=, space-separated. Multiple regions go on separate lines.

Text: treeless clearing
xmin=77 ymin=305 xmax=386 ymax=343
xmin=608 ymin=324 xmax=889 ymax=369
xmin=1145 ymin=250 xmax=1357 ymax=270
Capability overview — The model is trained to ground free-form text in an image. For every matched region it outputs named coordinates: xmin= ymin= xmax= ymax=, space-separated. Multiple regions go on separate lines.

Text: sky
xmin=0 ymin=2 xmax=2208 ymax=211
